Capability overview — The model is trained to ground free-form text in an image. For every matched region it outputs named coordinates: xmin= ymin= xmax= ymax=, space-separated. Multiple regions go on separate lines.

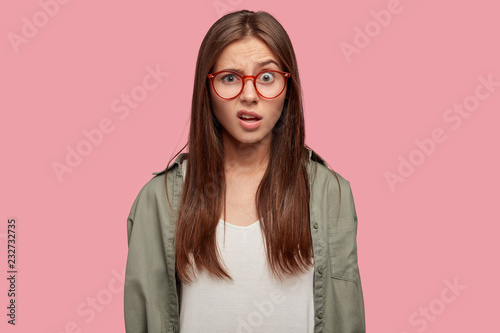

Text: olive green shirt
xmin=124 ymin=149 xmax=366 ymax=332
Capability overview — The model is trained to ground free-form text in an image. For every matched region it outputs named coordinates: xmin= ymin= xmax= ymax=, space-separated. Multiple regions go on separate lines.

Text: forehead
xmin=213 ymin=36 xmax=281 ymax=71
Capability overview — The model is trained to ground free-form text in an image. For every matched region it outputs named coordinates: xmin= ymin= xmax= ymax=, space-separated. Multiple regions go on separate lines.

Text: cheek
xmin=209 ymin=93 xmax=232 ymax=125
xmin=268 ymin=98 xmax=286 ymax=126
xmin=208 ymin=89 xmax=221 ymax=117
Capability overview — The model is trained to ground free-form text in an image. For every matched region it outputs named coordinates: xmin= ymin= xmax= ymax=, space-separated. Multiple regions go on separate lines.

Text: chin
xmin=223 ymin=128 xmax=270 ymax=146
xmin=236 ymin=137 xmax=260 ymax=144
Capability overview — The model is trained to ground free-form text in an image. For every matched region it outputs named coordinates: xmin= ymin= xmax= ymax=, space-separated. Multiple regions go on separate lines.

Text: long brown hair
xmin=165 ymin=10 xmax=314 ymax=283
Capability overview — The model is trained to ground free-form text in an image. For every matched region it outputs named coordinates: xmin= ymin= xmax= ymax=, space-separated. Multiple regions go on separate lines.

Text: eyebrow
xmin=221 ymin=59 xmax=281 ymax=73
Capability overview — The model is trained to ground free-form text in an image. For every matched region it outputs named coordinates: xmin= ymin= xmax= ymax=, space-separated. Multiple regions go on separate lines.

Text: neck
xmin=221 ymin=131 xmax=271 ymax=177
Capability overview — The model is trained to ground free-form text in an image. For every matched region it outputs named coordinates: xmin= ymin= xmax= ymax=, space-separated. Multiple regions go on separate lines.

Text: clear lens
xmin=212 ymin=71 xmax=286 ymax=99
xmin=214 ymin=72 xmax=243 ymax=99
xmin=256 ymin=72 xmax=283 ymax=98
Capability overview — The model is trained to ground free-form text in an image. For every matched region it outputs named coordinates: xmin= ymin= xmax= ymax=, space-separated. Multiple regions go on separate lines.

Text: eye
xmin=258 ymin=72 xmax=275 ymax=83
xmin=220 ymin=73 xmax=240 ymax=84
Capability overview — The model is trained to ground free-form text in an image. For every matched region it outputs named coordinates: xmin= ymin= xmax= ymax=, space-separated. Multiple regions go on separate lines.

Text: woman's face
xmin=209 ymin=36 xmax=287 ymax=148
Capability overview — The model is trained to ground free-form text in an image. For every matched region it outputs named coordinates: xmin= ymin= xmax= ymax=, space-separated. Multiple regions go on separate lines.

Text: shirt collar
xmin=152 ymin=152 xmax=187 ymax=176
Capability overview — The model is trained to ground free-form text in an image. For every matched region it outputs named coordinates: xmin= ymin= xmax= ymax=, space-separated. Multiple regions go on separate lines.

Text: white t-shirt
xmin=179 ymin=161 xmax=315 ymax=333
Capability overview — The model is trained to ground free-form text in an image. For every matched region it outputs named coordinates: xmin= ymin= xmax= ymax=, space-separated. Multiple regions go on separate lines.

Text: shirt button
xmin=317 ymin=310 xmax=324 ymax=319
xmin=318 ymin=267 xmax=324 ymax=274
xmin=313 ymin=222 xmax=319 ymax=229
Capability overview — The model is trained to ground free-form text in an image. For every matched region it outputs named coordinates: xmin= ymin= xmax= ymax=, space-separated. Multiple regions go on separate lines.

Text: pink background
xmin=1 ymin=0 xmax=499 ymax=332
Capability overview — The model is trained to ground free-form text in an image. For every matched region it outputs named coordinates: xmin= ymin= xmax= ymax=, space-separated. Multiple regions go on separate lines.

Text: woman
xmin=124 ymin=9 xmax=365 ymax=333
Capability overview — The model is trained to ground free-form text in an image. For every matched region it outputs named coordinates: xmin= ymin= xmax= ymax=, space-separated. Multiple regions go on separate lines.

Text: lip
xmin=237 ymin=110 xmax=262 ymax=120
xmin=237 ymin=110 xmax=262 ymax=130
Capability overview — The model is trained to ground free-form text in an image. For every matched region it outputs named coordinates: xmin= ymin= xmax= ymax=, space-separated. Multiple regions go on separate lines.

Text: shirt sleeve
xmin=348 ymin=183 xmax=366 ymax=332
xmin=123 ymin=182 xmax=172 ymax=333
xmin=328 ymin=175 xmax=366 ymax=332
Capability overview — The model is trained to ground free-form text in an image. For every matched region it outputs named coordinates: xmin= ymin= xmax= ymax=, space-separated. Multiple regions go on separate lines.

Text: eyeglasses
xmin=207 ymin=70 xmax=291 ymax=100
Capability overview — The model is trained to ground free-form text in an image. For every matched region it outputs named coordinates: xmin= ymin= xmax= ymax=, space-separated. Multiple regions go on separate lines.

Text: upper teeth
xmin=241 ymin=115 xmax=255 ymax=119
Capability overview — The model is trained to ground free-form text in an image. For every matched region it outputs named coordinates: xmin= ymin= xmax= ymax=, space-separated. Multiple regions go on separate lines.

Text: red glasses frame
xmin=207 ymin=70 xmax=291 ymax=100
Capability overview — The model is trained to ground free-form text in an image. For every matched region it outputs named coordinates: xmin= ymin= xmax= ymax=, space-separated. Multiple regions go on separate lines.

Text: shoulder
xmin=128 ymin=153 xmax=187 ymax=219
xmin=308 ymin=148 xmax=351 ymax=195
xmin=307 ymin=148 xmax=357 ymax=220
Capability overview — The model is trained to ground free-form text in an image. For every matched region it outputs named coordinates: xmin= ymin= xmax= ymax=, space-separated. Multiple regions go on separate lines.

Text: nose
xmin=240 ymin=77 xmax=259 ymax=102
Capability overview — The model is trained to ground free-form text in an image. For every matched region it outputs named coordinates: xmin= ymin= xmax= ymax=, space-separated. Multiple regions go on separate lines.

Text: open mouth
xmin=237 ymin=110 xmax=262 ymax=122
xmin=237 ymin=110 xmax=262 ymax=129
xmin=238 ymin=115 xmax=261 ymax=122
